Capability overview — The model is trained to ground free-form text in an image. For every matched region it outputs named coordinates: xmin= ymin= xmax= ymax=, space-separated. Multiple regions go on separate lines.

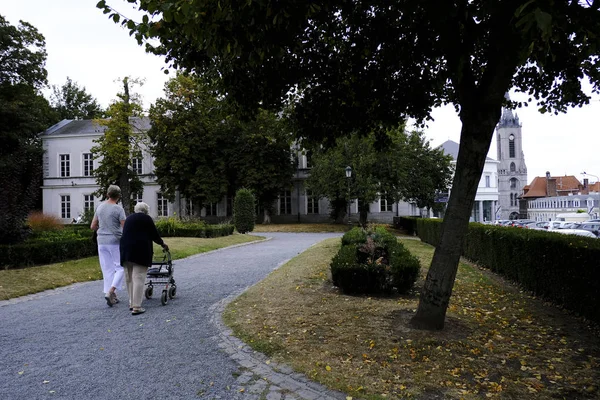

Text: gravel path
xmin=0 ymin=232 xmax=345 ymax=400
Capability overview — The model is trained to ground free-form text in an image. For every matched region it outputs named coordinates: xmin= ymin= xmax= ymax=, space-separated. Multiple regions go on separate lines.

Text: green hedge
xmin=157 ymin=224 xmax=234 ymax=238
xmin=415 ymin=218 xmax=600 ymax=323
xmin=0 ymin=236 xmax=97 ymax=270
xmin=331 ymin=227 xmax=420 ymax=295
xmin=394 ymin=216 xmax=419 ymax=235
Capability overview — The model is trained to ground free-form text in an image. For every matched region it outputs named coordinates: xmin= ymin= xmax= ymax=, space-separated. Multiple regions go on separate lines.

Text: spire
xmin=498 ymin=92 xmax=520 ymax=128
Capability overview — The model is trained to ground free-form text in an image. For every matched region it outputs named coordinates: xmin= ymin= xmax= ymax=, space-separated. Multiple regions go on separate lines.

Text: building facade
xmin=496 ymin=104 xmax=528 ymax=220
xmin=40 ymin=119 xmax=424 ymax=223
xmin=438 ymin=140 xmax=500 ymax=223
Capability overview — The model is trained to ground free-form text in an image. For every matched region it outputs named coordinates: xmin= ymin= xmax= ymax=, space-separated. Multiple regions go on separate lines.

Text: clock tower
xmin=496 ymin=100 xmax=528 ymax=220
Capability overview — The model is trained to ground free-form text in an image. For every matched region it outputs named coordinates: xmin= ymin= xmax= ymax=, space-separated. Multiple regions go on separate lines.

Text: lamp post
xmin=345 ymin=166 xmax=352 ymax=223
xmin=582 ymin=172 xmax=599 ymax=219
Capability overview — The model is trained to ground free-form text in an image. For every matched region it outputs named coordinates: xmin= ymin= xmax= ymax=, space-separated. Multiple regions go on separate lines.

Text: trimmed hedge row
xmin=331 ymin=227 xmax=420 ymax=295
xmin=157 ymin=224 xmax=235 ymax=238
xmin=394 ymin=216 xmax=420 ymax=236
xmin=0 ymin=236 xmax=97 ymax=270
xmin=415 ymin=218 xmax=600 ymax=323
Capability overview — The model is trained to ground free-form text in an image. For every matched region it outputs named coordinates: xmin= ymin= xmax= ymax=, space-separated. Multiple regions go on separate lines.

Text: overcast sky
xmin=4 ymin=0 xmax=600 ymax=185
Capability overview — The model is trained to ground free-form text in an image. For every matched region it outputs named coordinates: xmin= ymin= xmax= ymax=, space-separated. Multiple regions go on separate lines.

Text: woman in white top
xmin=90 ymin=185 xmax=126 ymax=307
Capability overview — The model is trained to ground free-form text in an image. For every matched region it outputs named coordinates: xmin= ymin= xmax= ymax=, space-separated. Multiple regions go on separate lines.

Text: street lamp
xmin=345 ymin=166 xmax=352 ymax=222
xmin=582 ymin=172 xmax=599 ymax=219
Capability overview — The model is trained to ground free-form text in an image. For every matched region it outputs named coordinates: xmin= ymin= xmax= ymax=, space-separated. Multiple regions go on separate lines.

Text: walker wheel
xmin=145 ymin=287 xmax=153 ymax=299
xmin=161 ymin=290 xmax=168 ymax=305
xmin=169 ymin=286 xmax=177 ymax=299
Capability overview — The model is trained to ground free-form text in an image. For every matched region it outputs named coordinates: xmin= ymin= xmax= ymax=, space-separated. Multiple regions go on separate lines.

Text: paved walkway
xmin=0 ymin=232 xmax=349 ymax=400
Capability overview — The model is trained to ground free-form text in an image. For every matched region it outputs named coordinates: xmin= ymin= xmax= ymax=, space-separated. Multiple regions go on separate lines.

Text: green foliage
xmin=0 ymin=16 xmax=57 ymax=244
xmin=341 ymin=227 xmax=368 ymax=246
xmin=234 ymin=188 xmax=256 ymax=234
xmin=416 ymin=218 xmax=600 ymax=323
xmin=154 ymin=217 xmax=234 ymax=238
xmin=91 ymin=77 xmax=144 ymax=214
xmin=51 ymin=77 xmax=104 ymax=120
xmin=308 ymin=128 xmax=452 ymax=225
xmin=0 ymin=229 xmax=97 ymax=269
xmin=148 ymin=74 xmax=295 ymax=211
xmin=332 ymin=227 xmax=419 ymax=295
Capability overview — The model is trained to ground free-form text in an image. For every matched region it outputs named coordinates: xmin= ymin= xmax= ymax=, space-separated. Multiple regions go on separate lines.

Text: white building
xmin=438 ymin=140 xmax=500 ymax=223
xmin=40 ymin=118 xmax=424 ymax=223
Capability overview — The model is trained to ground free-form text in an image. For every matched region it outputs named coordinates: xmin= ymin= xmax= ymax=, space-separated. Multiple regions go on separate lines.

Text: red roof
xmin=522 ymin=175 xmax=582 ymax=198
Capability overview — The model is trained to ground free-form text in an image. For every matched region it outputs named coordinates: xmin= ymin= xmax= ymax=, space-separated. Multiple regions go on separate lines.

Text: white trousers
xmin=98 ymin=244 xmax=124 ymax=294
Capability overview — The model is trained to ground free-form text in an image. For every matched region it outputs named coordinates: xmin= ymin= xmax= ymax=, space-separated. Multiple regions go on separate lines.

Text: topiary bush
xmin=331 ymin=227 xmax=420 ymax=295
xmin=233 ymin=188 xmax=256 ymax=234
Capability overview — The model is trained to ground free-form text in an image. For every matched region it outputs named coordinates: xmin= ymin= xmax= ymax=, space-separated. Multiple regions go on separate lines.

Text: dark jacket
xmin=120 ymin=213 xmax=165 ymax=267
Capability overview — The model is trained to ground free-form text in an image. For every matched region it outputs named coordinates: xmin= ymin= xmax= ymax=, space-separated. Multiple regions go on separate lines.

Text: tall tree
xmin=100 ymin=1 xmax=600 ymax=329
xmin=0 ymin=15 xmax=56 ymax=243
xmin=307 ymin=128 xmax=453 ymax=226
xmin=91 ymin=77 xmax=144 ymax=215
xmin=51 ymin=77 xmax=104 ymax=120
xmin=148 ymin=73 xmax=295 ymax=219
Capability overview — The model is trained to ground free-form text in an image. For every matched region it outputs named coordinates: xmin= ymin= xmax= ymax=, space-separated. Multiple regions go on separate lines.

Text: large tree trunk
xmin=119 ymin=172 xmax=132 ymax=216
xmin=410 ymin=109 xmax=499 ymax=330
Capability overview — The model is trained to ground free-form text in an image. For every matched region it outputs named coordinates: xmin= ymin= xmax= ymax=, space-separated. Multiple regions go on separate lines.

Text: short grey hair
xmin=107 ymin=185 xmax=121 ymax=199
xmin=134 ymin=202 xmax=150 ymax=214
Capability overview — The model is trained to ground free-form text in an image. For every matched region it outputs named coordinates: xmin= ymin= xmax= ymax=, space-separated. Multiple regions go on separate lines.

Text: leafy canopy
xmin=148 ymin=73 xmax=295 ymax=211
xmin=51 ymin=77 xmax=104 ymax=120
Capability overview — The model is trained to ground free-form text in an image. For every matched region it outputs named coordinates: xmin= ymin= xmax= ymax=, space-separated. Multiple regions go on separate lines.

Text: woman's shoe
xmin=105 ymin=295 xmax=113 ymax=307
xmin=131 ymin=308 xmax=146 ymax=315
xmin=109 ymin=291 xmax=119 ymax=304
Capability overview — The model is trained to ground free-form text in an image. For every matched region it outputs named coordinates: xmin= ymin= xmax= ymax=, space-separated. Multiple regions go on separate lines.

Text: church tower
xmin=496 ymin=99 xmax=528 ymax=220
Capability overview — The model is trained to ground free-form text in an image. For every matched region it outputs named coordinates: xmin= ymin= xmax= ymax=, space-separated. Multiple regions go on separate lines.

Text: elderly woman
xmin=91 ymin=185 xmax=126 ymax=307
xmin=120 ymin=202 xmax=168 ymax=315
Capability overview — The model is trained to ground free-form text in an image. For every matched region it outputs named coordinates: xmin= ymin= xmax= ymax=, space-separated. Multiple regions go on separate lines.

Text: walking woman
xmin=120 ymin=202 xmax=168 ymax=315
xmin=90 ymin=185 xmax=126 ymax=307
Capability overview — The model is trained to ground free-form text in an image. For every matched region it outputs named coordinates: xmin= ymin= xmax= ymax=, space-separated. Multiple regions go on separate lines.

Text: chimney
xmin=584 ymin=178 xmax=589 ymax=188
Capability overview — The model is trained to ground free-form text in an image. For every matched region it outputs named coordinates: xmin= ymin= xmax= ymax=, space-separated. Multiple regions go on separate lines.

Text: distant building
xmin=523 ymin=172 xmax=598 ymax=220
xmin=496 ymin=100 xmax=528 ymax=220
xmin=438 ymin=140 xmax=499 ymax=222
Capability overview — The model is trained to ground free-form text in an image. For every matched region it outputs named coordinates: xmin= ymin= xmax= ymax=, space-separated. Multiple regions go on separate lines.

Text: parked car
xmin=509 ymin=219 xmax=535 ymax=228
xmin=552 ymin=229 xmax=598 ymax=238
xmin=547 ymin=221 xmax=577 ymax=230
xmin=524 ymin=221 xmax=548 ymax=230
xmin=578 ymin=222 xmax=600 ymax=237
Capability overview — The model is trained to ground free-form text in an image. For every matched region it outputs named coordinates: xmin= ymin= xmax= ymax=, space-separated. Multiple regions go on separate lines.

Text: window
xmin=279 ymin=190 xmax=292 ymax=215
xmin=509 ymin=134 xmax=515 ymax=158
xmin=205 ymin=202 xmax=217 ymax=216
xmin=380 ymin=194 xmax=393 ymax=212
xmin=132 ymin=193 xmax=143 ymax=206
xmin=60 ymin=154 xmax=70 ymax=177
xmin=157 ymin=193 xmax=168 ymax=217
xmin=132 ymin=158 xmax=143 ymax=175
xmin=510 ymin=162 xmax=516 ymax=173
xmin=305 ymin=150 xmax=313 ymax=169
xmin=83 ymin=153 xmax=93 ymax=176
xmin=510 ymin=178 xmax=518 ymax=189
xmin=485 ymin=175 xmax=490 ymax=188
xmin=83 ymin=194 xmax=95 ymax=213
xmin=61 ymin=195 xmax=71 ymax=218
xmin=307 ymin=190 xmax=319 ymax=214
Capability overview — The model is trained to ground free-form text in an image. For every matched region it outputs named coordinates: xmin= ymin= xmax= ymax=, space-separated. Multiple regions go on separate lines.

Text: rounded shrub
xmin=341 ymin=227 xmax=368 ymax=246
xmin=389 ymin=243 xmax=421 ymax=294
xmin=233 ymin=188 xmax=256 ymax=234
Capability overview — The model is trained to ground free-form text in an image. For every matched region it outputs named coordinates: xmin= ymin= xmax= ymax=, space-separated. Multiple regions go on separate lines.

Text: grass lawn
xmin=223 ymin=238 xmax=600 ymax=400
xmin=0 ymin=234 xmax=263 ymax=301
